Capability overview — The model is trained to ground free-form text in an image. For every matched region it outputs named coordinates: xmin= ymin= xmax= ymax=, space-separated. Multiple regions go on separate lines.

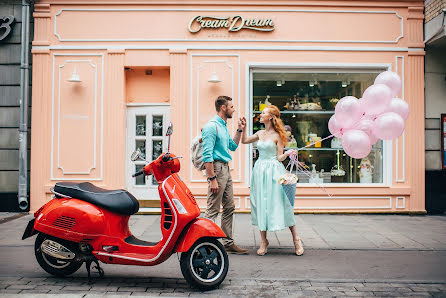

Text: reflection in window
xmin=135 ymin=164 xmax=145 ymax=185
xmin=152 ymin=140 xmax=163 ymax=160
xmin=136 ymin=116 xmax=146 ymax=136
xmin=153 ymin=116 xmax=163 ymax=136
xmin=135 ymin=140 xmax=146 ymax=160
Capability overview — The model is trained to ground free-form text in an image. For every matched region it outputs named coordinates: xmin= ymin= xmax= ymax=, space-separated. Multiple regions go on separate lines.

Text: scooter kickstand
xmin=85 ymin=259 xmax=105 ymax=283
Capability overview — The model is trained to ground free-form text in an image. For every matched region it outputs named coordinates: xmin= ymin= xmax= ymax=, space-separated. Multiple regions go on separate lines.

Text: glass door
xmin=126 ymin=106 xmax=170 ymax=199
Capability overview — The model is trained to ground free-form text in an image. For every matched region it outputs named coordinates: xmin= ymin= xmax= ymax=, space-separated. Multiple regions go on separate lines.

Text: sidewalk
xmin=131 ymin=213 xmax=446 ymax=251
xmin=2 ymin=212 xmax=446 ymax=250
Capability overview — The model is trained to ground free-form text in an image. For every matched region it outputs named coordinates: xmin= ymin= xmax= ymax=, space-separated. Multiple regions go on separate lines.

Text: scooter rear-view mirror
xmin=130 ymin=148 xmax=142 ymax=161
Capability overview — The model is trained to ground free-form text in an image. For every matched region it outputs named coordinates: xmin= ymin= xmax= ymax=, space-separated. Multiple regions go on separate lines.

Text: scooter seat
xmin=54 ymin=182 xmax=139 ymax=215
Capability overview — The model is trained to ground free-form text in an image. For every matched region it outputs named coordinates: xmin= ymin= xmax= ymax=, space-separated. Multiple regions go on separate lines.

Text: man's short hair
xmin=215 ymin=96 xmax=232 ymax=112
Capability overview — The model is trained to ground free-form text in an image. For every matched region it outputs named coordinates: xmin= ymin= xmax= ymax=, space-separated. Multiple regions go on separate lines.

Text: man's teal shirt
xmin=201 ymin=115 xmax=238 ymax=163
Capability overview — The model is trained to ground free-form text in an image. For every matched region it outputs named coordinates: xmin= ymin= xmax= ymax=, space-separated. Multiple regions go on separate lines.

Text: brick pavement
xmin=0 ymin=276 xmax=445 ymax=297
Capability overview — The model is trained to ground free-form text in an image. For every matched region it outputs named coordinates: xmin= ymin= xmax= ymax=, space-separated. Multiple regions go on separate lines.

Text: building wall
xmin=29 ymin=0 xmax=425 ymax=214
xmin=0 ymin=0 xmax=33 ymax=211
xmin=424 ymin=0 xmax=446 ymax=23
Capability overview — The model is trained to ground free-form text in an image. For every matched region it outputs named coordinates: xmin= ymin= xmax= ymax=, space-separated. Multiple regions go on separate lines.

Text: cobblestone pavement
xmin=1 ymin=276 xmax=445 ymax=297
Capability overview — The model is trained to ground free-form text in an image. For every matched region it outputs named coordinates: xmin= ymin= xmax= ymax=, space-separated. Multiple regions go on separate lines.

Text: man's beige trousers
xmin=204 ymin=161 xmax=235 ymax=246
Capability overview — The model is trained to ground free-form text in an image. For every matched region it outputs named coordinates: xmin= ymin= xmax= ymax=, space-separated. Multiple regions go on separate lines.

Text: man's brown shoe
xmin=225 ymin=244 xmax=249 ymax=255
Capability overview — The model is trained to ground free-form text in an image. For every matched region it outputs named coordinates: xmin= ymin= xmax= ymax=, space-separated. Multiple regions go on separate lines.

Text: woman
xmin=241 ymin=105 xmax=304 ymax=256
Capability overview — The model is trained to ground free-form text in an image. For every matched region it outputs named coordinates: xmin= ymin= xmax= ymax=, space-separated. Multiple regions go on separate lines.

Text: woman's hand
xmin=286 ymin=149 xmax=298 ymax=157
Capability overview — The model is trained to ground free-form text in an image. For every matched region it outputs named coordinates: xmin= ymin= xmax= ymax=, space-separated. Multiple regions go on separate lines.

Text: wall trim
xmin=244 ymin=196 xmax=393 ymax=210
xmin=50 ymin=53 xmax=104 ymax=181
xmin=189 ymin=54 xmax=241 ymax=183
xmin=395 ymin=196 xmax=406 ymax=209
xmin=54 ymin=8 xmax=403 ymax=44
xmin=57 ymin=59 xmax=98 ymax=175
xmin=33 ymin=45 xmax=424 ymax=52
xmin=395 ymin=55 xmax=406 ymax=183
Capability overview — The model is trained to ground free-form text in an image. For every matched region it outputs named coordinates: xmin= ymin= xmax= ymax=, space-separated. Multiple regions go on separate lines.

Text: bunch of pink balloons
xmin=328 ymin=71 xmax=410 ymax=159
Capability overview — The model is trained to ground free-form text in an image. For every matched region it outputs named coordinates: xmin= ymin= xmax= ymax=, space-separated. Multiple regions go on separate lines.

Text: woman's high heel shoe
xmin=257 ymin=240 xmax=269 ymax=256
xmin=294 ymin=237 xmax=304 ymax=256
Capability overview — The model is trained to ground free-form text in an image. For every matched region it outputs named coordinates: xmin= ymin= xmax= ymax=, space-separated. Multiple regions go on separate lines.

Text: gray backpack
xmin=191 ymin=121 xmax=218 ymax=171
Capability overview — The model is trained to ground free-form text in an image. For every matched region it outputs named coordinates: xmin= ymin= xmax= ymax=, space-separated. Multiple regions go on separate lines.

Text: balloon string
xmin=288 ymin=153 xmax=334 ymax=199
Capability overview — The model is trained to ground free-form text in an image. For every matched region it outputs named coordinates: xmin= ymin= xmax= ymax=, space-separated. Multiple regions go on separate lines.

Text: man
xmin=201 ymin=95 xmax=248 ymax=254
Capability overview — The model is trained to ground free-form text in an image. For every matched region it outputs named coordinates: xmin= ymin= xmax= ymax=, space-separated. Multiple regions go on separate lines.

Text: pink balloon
xmin=374 ymin=71 xmax=402 ymax=97
xmin=328 ymin=115 xmax=342 ymax=137
xmin=369 ymin=132 xmax=379 ymax=145
xmin=362 ymin=84 xmax=393 ymax=116
xmin=356 ymin=119 xmax=374 ymax=135
xmin=334 ymin=96 xmax=362 ymax=128
xmin=372 ymin=112 xmax=405 ymax=140
xmin=388 ymin=98 xmax=410 ymax=121
xmin=341 ymin=130 xmax=372 ymax=159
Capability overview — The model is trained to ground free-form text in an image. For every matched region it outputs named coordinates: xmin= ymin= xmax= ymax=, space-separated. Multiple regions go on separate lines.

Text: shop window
xmin=251 ymin=70 xmax=384 ymax=184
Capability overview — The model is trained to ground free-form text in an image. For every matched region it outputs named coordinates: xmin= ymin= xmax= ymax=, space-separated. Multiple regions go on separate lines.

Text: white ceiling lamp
xmin=68 ymin=66 xmax=81 ymax=82
xmin=341 ymin=80 xmax=348 ymax=88
xmin=309 ymin=80 xmax=318 ymax=87
xmin=208 ymin=69 xmax=221 ymax=83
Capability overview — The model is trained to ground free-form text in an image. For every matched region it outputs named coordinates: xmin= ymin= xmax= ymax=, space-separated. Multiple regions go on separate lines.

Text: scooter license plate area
xmin=22 ymin=219 xmax=36 ymax=240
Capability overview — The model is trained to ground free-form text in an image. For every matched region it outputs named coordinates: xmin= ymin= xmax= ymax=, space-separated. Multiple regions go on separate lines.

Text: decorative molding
xmin=33 ymin=45 xmax=424 ymax=52
xmin=126 ymin=103 xmax=171 ymax=107
xmin=395 ymin=55 xmax=406 ymax=183
xmin=293 ymin=196 xmax=393 ymax=210
xmin=195 ymin=196 xmax=241 ymax=209
xmin=53 ymin=8 xmax=403 ymax=44
xmin=395 ymin=196 xmax=406 ymax=209
xmin=57 ymin=60 xmax=98 ymax=175
xmin=245 ymin=196 xmax=392 ymax=210
xmin=189 ymin=54 xmax=241 ymax=183
xmin=50 ymin=53 xmax=104 ymax=181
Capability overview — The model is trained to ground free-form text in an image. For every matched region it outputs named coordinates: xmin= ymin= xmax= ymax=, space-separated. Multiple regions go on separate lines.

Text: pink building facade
xmin=30 ymin=0 xmax=426 ymax=213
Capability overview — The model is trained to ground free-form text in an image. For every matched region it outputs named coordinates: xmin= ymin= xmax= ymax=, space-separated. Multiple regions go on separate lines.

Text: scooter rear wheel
xmin=180 ymin=237 xmax=229 ymax=291
xmin=35 ymin=233 xmax=83 ymax=277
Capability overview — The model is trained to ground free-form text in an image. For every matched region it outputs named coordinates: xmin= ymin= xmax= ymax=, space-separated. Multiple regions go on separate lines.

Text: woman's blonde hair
xmin=264 ymin=105 xmax=288 ymax=146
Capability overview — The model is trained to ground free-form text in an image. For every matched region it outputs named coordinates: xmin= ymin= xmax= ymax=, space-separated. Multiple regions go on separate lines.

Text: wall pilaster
xmin=104 ymin=49 xmax=126 ymax=188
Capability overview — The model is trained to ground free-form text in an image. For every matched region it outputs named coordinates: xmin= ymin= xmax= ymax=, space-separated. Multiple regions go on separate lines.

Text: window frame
xmin=245 ymin=63 xmax=394 ymax=188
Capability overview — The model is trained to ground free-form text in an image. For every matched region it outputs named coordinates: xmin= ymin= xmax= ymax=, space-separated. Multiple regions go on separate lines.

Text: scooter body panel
xmin=175 ymin=218 xmax=227 ymax=252
xmin=33 ymin=198 xmax=111 ymax=243
xmin=30 ymin=159 xmax=217 ymax=267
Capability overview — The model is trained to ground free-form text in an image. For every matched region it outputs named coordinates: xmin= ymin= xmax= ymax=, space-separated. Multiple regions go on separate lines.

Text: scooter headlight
xmin=172 ymin=198 xmax=187 ymax=214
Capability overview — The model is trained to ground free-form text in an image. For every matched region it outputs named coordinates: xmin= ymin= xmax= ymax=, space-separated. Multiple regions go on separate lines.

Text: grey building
xmin=424 ymin=0 xmax=446 ymax=213
xmin=0 ymin=0 xmax=32 ymax=211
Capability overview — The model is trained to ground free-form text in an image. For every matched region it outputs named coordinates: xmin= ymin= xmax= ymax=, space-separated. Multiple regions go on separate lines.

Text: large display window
xmin=251 ymin=69 xmax=387 ymax=184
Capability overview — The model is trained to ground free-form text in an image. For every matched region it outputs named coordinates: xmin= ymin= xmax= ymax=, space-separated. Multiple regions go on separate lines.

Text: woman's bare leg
xmin=289 ymin=225 xmax=304 ymax=256
xmin=257 ymin=231 xmax=269 ymax=255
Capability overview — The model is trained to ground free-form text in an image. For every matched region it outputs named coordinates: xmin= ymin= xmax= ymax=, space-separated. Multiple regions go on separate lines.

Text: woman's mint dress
xmin=251 ymin=140 xmax=296 ymax=231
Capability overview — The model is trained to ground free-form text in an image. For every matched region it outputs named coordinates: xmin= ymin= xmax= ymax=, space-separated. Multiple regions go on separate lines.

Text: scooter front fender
xmin=175 ymin=218 xmax=226 ymax=252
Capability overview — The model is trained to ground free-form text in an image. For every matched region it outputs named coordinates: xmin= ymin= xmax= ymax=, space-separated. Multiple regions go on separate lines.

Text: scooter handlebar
xmin=132 ymin=170 xmax=145 ymax=177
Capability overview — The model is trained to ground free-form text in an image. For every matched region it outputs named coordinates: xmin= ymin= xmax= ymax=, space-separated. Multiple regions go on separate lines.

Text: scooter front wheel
xmin=35 ymin=233 xmax=83 ymax=277
xmin=180 ymin=237 xmax=229 ymax=291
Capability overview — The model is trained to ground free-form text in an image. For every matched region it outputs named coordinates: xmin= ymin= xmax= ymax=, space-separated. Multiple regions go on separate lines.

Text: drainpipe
xmin=18 ymin=0 xmax=31 ymax=210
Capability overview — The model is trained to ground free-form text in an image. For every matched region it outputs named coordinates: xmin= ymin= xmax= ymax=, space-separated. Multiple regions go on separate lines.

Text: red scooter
xmin=22 ymin=123 xmax=229 ymax=290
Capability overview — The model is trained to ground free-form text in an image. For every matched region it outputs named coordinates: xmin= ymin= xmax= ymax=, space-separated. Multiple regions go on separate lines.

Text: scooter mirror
xmin=166 ymin=122 xmax=173 ymax=136
xmin=130 ymin=148 xmax=142 ymax=161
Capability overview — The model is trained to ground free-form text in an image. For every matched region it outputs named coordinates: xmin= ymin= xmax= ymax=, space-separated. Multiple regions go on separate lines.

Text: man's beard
xmin=225 ymin=111 xmax=233 ymax=119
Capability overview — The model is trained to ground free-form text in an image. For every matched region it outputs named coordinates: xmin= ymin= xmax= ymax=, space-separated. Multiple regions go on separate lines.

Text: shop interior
xmin=251 ymin=71 xmax=384 ymax=184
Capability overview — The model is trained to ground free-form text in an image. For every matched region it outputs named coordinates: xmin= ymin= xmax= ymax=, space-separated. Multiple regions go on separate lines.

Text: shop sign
xmin=0 ymin=16 xmax=15 ymax=41
xmin=188 ymin=15 xmax=274 ymax=33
